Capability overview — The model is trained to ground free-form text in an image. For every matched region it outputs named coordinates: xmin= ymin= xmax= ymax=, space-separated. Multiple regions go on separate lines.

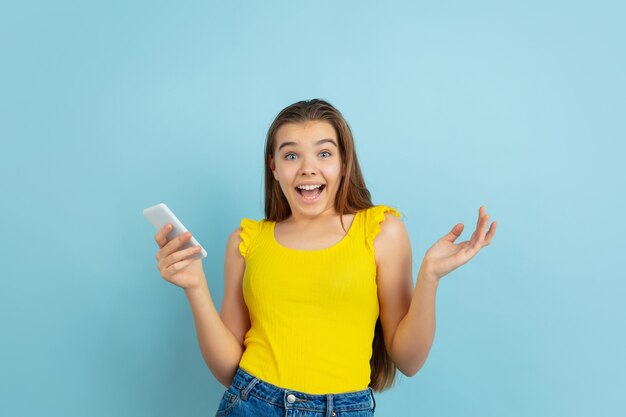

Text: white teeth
xmin=297 ymin=184 xmax=323 ymax=190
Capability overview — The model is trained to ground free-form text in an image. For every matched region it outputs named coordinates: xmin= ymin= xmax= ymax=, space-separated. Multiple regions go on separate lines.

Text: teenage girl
xmin=153 ymin=99 xmax=497 ymax=416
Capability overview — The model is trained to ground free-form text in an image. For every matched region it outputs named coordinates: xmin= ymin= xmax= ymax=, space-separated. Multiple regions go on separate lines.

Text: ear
xmin=269 ymin=157 xmax=278 ymax=180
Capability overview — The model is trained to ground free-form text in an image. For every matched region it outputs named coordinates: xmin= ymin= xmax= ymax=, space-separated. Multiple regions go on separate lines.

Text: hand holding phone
xmin=143 ymin=203 xmax=207 ymax=260
xmin=143 ymin=203 xmax=207 ymax=289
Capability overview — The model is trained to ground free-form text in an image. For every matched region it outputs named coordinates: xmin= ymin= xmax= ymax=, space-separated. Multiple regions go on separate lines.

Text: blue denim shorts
xmin=215 ymin=366 xmax=377 ymax=416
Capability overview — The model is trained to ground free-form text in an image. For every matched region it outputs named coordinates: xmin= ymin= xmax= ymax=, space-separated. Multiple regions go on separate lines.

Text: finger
xmin=158 ymin=241 xmax=199 ymax=272
xmin=469 ymin=207 xmax=484 ymax=244
xmin=475 ymin=206 xmax=484 ymax=230
xmin=159 ymin=245 xmax=200 ymax=277
xmin=480 ymin=214 xmax=490 ymax=244
xmin=471 ymin=212 xmax=490 ymax=250
xmin=445 ymin=223 xmax=464 ymax=243
xmin=154 ymin=224 xmax=172 ymax=248
xmin=167 ymin=245 xmax=202 ymax=265
xmin=483 ymin=221 xmax=497 ymax=246
xmin=162 ymin=231 xmax=193 ymax=258
xmin=165 ymin=256 xmax=197 ymax=278
xmin=476 ymin=206 xmax=489 ymax=235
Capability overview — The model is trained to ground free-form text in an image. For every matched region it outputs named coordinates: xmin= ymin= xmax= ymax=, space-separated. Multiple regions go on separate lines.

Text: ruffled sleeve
xmin=365 ymin=205 xmax=402 ymax=252
xmin=239 ymin=218 xmax=261 ymax=259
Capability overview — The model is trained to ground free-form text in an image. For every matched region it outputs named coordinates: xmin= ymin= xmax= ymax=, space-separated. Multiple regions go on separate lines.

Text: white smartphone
xmin=143 ymin=203 xmax=207 ymax=260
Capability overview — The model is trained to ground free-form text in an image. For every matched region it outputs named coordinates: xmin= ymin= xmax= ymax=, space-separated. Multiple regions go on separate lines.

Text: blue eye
xmin=284 ymin=151 xmax=331 ymax=160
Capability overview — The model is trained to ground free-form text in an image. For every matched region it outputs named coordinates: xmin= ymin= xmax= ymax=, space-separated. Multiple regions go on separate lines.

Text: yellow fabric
xmin=237 ymin=205 xmax=401 ymax=394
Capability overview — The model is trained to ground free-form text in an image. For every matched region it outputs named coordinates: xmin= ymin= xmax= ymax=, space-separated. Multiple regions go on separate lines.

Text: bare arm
xmin=378 ymin=206 xmax=495 ymax=376
xmin=375 ymin=213 xmax=439 ymax=376
xmin=388 ymin=267 xmax=439 ymax=377
xmin=184 ymin=228 xmax=249 ymax=387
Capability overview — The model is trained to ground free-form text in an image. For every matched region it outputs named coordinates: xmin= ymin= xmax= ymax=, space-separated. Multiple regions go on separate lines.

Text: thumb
xmin=444 ymin=223 xmax=464 ymax=243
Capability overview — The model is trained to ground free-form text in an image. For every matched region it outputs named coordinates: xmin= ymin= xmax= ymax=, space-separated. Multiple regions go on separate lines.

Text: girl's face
xmin=270 ymin=121 xmax=345 ymax=219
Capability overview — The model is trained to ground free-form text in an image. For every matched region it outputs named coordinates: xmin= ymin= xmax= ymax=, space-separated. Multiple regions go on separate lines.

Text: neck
xmin=285 ymin=206 xmax=339 ymax=226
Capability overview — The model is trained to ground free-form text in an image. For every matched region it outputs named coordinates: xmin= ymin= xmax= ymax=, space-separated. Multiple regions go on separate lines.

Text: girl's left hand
xmin=422 ymin=206 xmax=497 ymax=281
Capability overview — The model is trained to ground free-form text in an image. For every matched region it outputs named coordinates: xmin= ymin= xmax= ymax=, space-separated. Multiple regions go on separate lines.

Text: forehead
xmin=275 ymin=121 xmax=337 ymax=144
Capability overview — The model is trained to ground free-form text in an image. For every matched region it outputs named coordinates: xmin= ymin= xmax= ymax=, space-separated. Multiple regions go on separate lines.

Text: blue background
xmin=1 ymin=1 xmax=624 ymax=416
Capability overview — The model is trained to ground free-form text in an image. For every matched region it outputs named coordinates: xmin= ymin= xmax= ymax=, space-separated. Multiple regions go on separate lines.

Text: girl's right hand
xmin=154 ymin=224 xmax=206 ymax=290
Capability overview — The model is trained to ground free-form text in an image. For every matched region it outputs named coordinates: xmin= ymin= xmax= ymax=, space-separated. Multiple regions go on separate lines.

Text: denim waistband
xmin=230 ymin=366 xmax=376 ymax=413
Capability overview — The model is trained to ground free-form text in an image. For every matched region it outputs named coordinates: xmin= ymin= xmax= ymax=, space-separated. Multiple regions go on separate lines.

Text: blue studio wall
xmin=1 ymin=1 xmax=624 ymax=416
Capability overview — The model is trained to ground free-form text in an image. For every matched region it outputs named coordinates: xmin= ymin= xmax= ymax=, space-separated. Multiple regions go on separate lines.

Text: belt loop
xmin=325 ymin=394 xmax=334 ymax=417
xmin=369 ymin=387 xmax=376 ymax=411
xmin=240 ymin=377 xmax=259 ymax=401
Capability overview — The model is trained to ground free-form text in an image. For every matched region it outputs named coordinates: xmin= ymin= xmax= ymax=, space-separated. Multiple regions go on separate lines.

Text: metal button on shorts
xmin=215 ymin=367 xmax=376 ymax=416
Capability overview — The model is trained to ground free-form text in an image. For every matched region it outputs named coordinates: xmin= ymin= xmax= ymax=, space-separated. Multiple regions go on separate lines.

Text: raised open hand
xmin=422 ymin=206 xmax=497 ymax=281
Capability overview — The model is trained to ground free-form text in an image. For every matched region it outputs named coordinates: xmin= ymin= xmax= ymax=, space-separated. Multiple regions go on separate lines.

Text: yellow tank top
xmin=237 ymin=204 xmax=401 ymax=394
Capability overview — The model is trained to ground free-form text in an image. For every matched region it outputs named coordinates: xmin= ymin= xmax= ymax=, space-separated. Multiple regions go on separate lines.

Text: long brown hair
xmin=263 ymin=98 xmax=398 ymax=392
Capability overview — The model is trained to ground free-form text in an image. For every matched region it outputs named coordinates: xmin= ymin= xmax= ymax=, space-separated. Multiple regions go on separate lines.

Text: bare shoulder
xmin=374 ymin=213 xmax=410 ymax=262
xmin=224 ymin=226 xmax=246 ymax=272
xmin=221 ymin=225 xmax=249 ymax=347
xmin=223 ymin=225 xmax=245 ymax=281
xmin=372 ymin=213 xmax=414 ymax=366
xmin=378 ymin=213 xmax=406 ymax=238
xmin=226 ymin=226 xmax=243 ymax=253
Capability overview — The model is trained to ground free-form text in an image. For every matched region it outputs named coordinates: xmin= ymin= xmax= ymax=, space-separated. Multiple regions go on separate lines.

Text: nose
xmin=298 ymin=155 xmax=317 ymax=176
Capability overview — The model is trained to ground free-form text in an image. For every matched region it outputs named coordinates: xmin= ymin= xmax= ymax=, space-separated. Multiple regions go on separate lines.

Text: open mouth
xmin=295 ymin=184 xmax=326 ymax=200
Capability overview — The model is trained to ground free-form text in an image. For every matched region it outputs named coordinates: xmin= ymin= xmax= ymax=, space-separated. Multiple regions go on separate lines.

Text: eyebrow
xmin=277 ymin=138 xmax=338 ymax=152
